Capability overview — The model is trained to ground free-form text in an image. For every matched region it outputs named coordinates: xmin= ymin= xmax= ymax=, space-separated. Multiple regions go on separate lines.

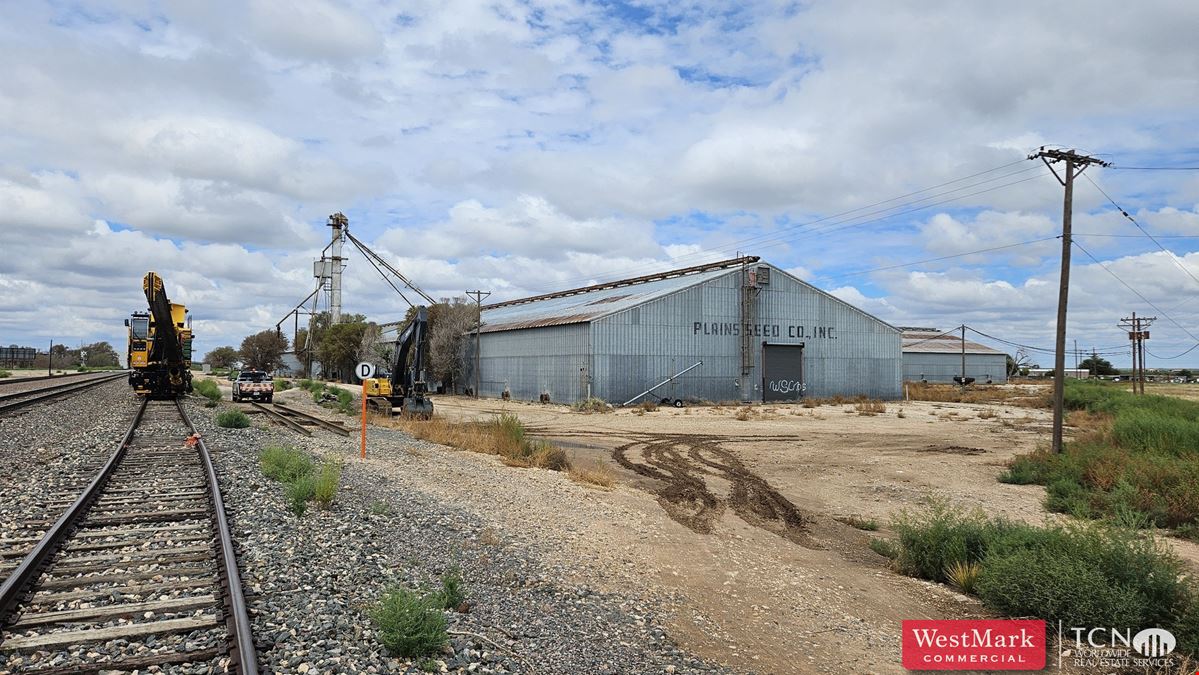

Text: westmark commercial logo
xmin=902 ymin=619 xmax=1046 ymax=670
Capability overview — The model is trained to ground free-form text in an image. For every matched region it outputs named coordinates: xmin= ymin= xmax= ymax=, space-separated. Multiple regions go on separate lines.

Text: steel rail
xmin=271 ymin=402 xmax=351 ymax=436
xmin=248 ymin=401 xmax=312 ymax=436
xmin=0 ymin=369 xmax=124 ymax=388
xmin=0 ymin=372 xmax=127 ymax=413
xmin=0 ymin=398 xmax=148 ymax=623
xmin=176 ymin=401 xmax=259 ymax=674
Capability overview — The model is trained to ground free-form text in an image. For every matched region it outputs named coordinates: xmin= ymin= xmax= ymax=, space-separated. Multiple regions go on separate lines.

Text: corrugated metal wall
xmin=478 ymin=264 xmax=904 ymax=403
xmin=475 ymin=324 xmax=590 ymax=402
xmin=591 ymin=265 xmax=903 ymax=402
xmin=902 ymin=353 xmax=1009 ymax=383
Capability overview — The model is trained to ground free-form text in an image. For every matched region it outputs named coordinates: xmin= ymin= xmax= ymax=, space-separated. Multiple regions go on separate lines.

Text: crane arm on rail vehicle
xmin=143 ymin=272 xmax=184 ymax=365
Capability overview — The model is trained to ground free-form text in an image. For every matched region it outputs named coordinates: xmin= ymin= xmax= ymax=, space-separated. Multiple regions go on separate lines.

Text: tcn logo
xmin=1131 ymin=628 xmax=1176 ymax=658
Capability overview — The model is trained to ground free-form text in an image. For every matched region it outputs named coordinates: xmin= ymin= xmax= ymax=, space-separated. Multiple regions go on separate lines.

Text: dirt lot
xmin=421 ymin=394 xmax=1059 ymax=673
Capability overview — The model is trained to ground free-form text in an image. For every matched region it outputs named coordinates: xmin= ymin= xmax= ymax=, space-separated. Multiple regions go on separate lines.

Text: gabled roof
xmin=902 ymin=330 xmax=1007 ymax=356
xmin=480 ymin=258 xmax=752 ymax=333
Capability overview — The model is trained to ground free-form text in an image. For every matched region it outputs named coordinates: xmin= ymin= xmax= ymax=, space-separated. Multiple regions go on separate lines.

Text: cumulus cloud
xmin=2 ymin=0 xmax=1199 ymax=368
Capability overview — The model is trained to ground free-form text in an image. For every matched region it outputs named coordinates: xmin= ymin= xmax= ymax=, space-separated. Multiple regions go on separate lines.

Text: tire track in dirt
xmin=613 ymin=434 xmax=819 ymax=548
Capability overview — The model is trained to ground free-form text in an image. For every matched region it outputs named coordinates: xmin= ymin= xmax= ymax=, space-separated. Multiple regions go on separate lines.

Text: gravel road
xmin=191 ymin=396 xmax=730 ymax=674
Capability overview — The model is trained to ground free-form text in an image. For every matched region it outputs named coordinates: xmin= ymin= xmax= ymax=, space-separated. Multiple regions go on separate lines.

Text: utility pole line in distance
xmin=466 ymin=290 xmax=491 ymax=399
xmin=1029 ymin=147 xmax=1111 ymax=454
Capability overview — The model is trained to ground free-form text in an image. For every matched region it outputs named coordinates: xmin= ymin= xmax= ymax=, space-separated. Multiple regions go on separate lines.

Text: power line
xmin=1083 ymin=173 xmax=1199 ymax=292
xmin=1112 ymin=166 xmax=1199 ymax=170
xmin=824 ymin=236 xmax=1059 ymax=281
xmin=1073 ymin=233 xmax=1199 ymax=239
xmin=965 ymin=326 xmax=1129 ymax=357
xmin=1147 ymin=343 xmax=1199 ymax=360
xmin=1071 ymin=239 xmax=1199 ymax=343
xmin=517 ymin=158 xmax=1042 ymax=292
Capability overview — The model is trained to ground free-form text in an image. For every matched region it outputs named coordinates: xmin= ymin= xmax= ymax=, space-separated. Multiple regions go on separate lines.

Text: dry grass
xmin=384 ymin=414 xmax=572 ymax=472
xmin=905 ymin=381 xmax=1051 ymax=408
xmin=977 ymin=409 xmax=998 ymax=420
xmin=854 ymin=400 xmax=886 ymax=416
xmin=734 ymin=406 xmax=753 ymax=421
xmin=639 ymin=399 xmax=659 ymax=412
xmin=568 ymin=461 xmax=616 ymax=489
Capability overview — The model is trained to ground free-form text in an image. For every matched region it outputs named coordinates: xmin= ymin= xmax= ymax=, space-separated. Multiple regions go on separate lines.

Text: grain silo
xmin=467 ymin=257 xmax=902 ymax=404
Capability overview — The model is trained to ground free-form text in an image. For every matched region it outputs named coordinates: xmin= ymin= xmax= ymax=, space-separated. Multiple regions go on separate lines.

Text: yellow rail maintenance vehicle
xmin=126 ymin=272 xmax=194 ymax=398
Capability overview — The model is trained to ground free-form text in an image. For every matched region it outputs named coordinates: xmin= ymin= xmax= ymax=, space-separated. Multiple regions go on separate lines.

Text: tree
xmin=316 ymin=320 xmax=370 ymax=380
xmin=357 ymin=323 xmax=389 ymax=370
xmin=429 ymin=299 xmax=478 ymax=391
xmin=240 ymin=330 xmax=288 ymax=372
xmin=1179 ymin=369 xmax=1193 ymax=379
xmin=81 ymin=341 xmax=120 ymax=367
xmin=1079 ymin=354 xmax=1118 ymax=376
xmin=203 ymin=346 xmax=240 ymax=369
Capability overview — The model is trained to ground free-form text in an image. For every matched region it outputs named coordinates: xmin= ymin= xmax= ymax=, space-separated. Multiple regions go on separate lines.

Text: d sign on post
xmin=356 ymin=362 xmax=376 ymax=460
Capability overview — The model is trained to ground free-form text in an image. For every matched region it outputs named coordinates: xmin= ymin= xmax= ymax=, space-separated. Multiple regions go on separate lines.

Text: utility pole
xmin=960 ymin=324 xmax=967 ymax=386
xmin=466 ymin=290 xmax=491 ymax=398
xmin=1119 ymin=314 xmax=1155 ymax=394
xmin=1029 ymin=147 xmax=1111 ymax=454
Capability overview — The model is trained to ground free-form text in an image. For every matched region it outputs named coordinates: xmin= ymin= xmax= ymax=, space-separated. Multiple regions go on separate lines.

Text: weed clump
xmin=259 ymin=446 xmax=340 ymax=515
xmin=313 ymin=461 xmax=342 ymax=509
xmin=194 ymin=379 xmax=222 ymax=407
xmin=216 ymin=410 xmax=250 ymax=429
xmin=854 ymin=400 xmax=886 ymax=416
xmin=571 ymin=397 xmax=612 ymax=413
xmin=370 ymin=587 xmax=448 ymax=658
xmin=838 ymin=515 xmax=879 ymax=531
xmin=568 ymin=461 xmax=616 ymax=489
xmin=0 ymin=370 xmax=10 ymax=378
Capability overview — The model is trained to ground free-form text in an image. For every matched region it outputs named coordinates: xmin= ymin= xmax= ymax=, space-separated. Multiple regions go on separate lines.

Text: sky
xmin=2 ymin=0 xmax=1199 ymax=368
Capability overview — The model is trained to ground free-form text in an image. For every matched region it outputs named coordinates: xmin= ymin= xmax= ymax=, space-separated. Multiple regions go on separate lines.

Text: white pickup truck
xmin=232 ymin=370 xmax=274 ymax=403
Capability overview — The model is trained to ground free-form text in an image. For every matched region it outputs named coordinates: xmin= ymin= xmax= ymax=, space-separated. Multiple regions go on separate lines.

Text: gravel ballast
xmin=192 ymin=396 xmax=730 ymax=674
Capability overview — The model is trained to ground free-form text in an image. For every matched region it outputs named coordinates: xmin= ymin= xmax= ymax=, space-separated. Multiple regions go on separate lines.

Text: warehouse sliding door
xmin=762 ymin=343 xmax=804 ymax=402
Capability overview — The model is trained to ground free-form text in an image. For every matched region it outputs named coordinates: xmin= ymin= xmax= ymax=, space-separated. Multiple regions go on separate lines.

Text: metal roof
xmin=901 ymin=330 xmax=1007 ymax=356
xmin=481 ymin=259 xmax=753 ymax=333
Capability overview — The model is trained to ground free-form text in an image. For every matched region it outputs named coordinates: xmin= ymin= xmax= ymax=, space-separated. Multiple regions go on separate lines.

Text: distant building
xmin=1026 ymin=368 xmax=1090 ymax=379
xmin=0 ymin=345 xmax=36 ymax=368
xmin=900 ymin=328 xmax=1009 ymax=384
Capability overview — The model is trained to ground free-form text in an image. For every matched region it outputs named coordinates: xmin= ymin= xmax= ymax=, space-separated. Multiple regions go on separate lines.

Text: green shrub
xmin=370 ymin=500 xmax=391 ymax=516
xmin=891 ymin=504 xmax=1199 ymax=652
xmin=216 ymin=410 xmax=250 ymax=429
xmin=313 ymin=461 xmax=342 ymax=509
xmin=274 ymin=378 xmax=293 ymax=392
xmin=370 ymin=587 xmax=448 ymax=658
xmin=436 ymin=566 xmax=466 ymax=609
xmin=194 ymin=379 xmax=222 ymax=404
xmin=260 ymin=446 xmax=315 ymax=483
xmin=334 ymin=388 xmax=355 ymax=414
xmin=869 ymin=538 xmax=899 ymax=559
xmin=0 ymin=370 xmax=11 ymax=378
xmin=286 ymin=475 xmax=316 ymax=516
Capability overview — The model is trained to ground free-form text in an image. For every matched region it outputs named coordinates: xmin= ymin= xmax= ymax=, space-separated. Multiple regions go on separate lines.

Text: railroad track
xmin=247 ymin=401 xmax=351 ymax=437
xmin=0 ymin=370 xmax=119 ymax=388
xmin=0 ymin=372 xmax=128 ymax=415
xmin=0 ymin=399 xmax=257 ymax=673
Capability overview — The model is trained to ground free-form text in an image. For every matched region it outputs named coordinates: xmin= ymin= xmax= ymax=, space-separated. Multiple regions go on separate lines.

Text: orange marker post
xmin=360 ymin=381 xmax=367 ymax=460
xmin=356 ymin=361 xmax=374 ymax=461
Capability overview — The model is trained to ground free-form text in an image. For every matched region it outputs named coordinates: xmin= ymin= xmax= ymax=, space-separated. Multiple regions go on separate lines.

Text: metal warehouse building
xmin=469 ymin=257 xmax=903 ymax=404
xmin=901 ymin=328 xmax=1009 ymax=384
